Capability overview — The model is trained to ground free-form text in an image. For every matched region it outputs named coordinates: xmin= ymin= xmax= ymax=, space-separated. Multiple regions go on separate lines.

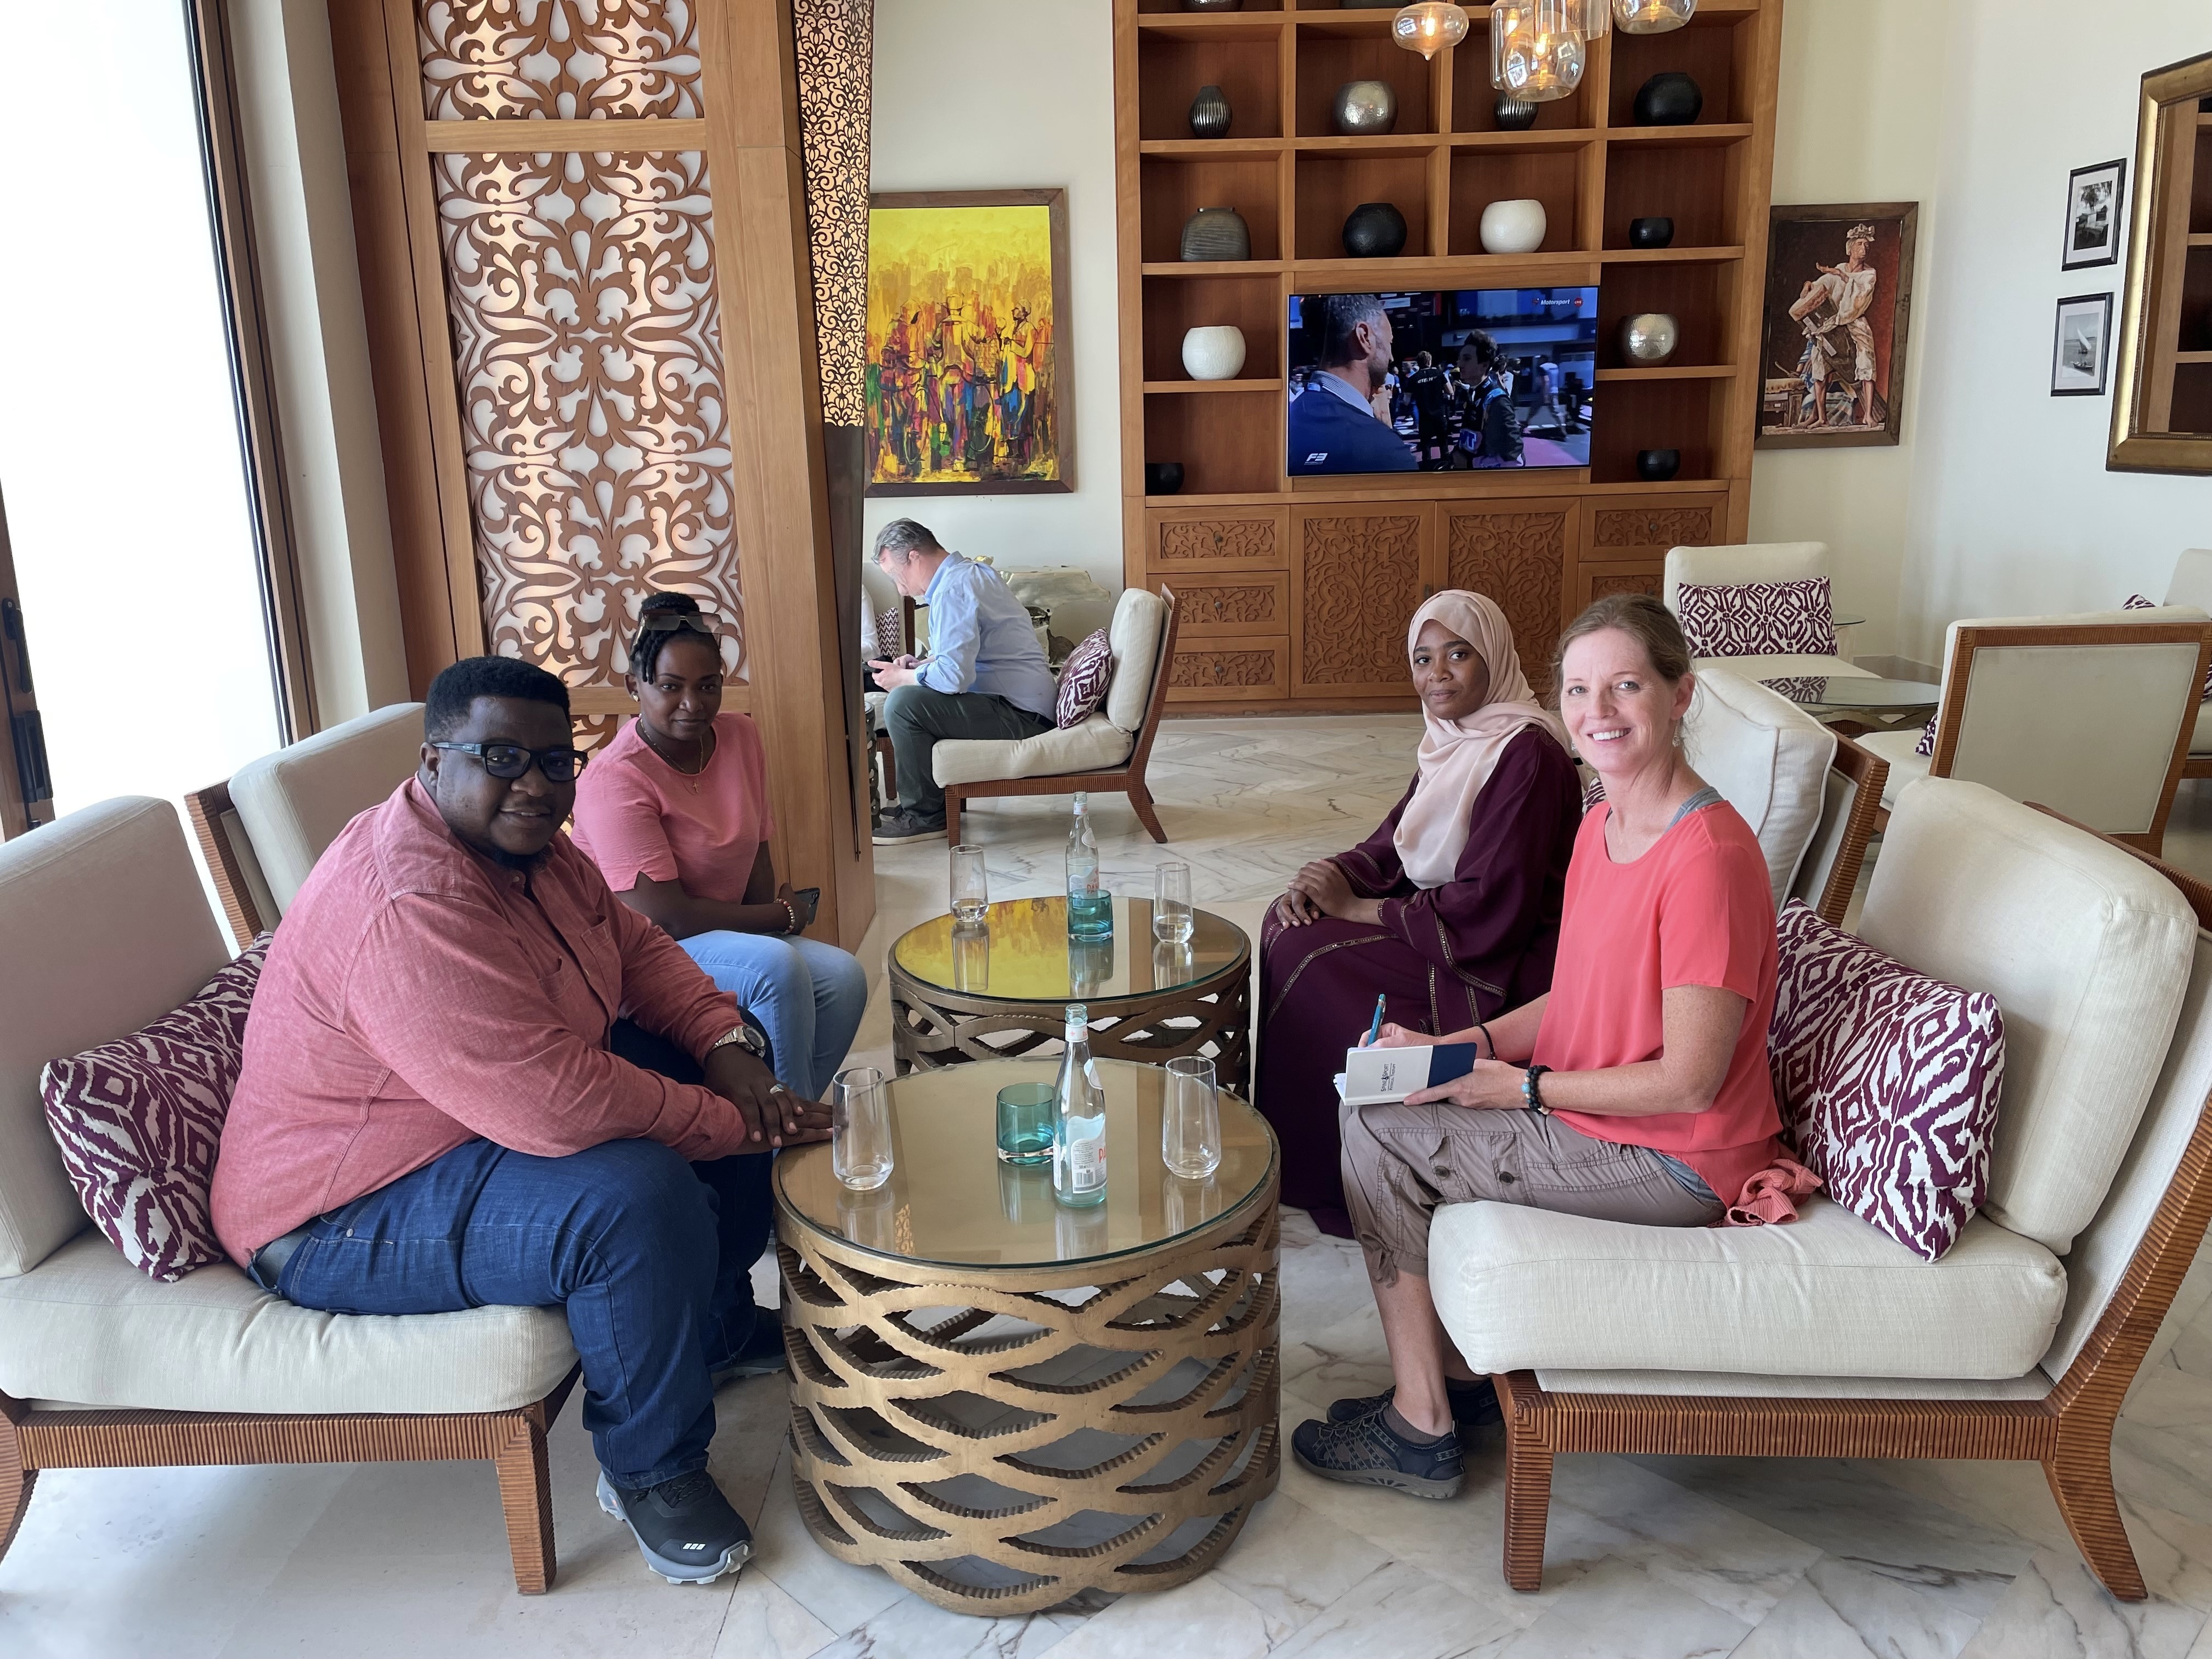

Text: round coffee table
xmin=888 ymin=896 xmax=1251 ymax=1092
xmin=774 ymin=1059 xmax=1281 ymax=1615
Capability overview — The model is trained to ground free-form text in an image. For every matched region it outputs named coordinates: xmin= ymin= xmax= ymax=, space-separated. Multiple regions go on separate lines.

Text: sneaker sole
xmin=597 ymin=1472 xmax=753 ymax=1585
xmin=871 ymin=827 xmax=947 ymax=845
xmin=1290 ymin=1448 xmax=1464 ymax=1501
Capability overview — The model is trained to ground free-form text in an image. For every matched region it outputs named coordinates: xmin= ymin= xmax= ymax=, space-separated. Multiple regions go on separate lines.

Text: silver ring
xmin=769 ymin=1083 xmax=791 ymax=1095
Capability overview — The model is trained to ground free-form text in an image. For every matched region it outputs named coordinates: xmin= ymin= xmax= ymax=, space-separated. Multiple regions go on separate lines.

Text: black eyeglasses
xmin=430 ymin=742 xmax=588 ymax=782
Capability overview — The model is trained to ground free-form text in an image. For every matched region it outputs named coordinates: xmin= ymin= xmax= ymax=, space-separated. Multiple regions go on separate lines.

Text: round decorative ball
xmin=1333 ymin=79 xmax=1398 ymax=136
xmin=1634 ymin=72 xmax=1703 ymax=126
xmin=1181 ymin=325 xmax=1249 ymax=382
xmin=1628 ymin=216 xmax=1675 ymax=249
xmin=1479 ymin=198 xmax=1548 ymax=256
xmin=1341 ymin=201 xmax=1408 ymax=259
xmin=1621 ymin=312 xmax=1681 ymax=364
xmin=1494 ymin=93 xmax=1540 ymax=132
xmin=1180 ymin=205 xmax=1250 ymax=262
xmin=1188 ymin=83 xmax=1232 ymax=139
xmin=1636 ymin=449 xmax=1682 ymax=482
xmin=1144 ymin=461 xmax=1186 ymax=496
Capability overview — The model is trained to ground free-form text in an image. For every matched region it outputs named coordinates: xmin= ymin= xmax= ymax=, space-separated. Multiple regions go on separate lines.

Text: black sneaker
xmin=872 ymin=808 xmax=947 ymax=845
xmin=710 ymin=1306 xmax=788 ymax=1386
xmin=1327 ymin=1376 xmax=1502 ymax=1430
xmin=1291 ymin=1408 xmax=1464 ymax=1499
xmin=597 ymin=1468 xmax=753 ymax=1584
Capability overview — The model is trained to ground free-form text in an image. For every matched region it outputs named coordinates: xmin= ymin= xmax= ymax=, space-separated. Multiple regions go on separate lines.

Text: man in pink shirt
xmin=210 ymin=657 xmax=817 ymax=1587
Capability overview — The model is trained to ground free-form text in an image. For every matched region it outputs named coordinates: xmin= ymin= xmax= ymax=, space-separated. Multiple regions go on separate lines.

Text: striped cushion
xmin=1769 ymin=901 xmax=2005 ymax=1262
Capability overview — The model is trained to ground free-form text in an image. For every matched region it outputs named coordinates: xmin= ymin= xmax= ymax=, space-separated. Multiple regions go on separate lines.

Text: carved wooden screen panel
xmin=410 ymin=1 xmax=743 ymax=715
xmin=1443 ymin=504 xmax=1570 ymax=700
xmin=1290 ymin=505 xmax=1434 ymax=698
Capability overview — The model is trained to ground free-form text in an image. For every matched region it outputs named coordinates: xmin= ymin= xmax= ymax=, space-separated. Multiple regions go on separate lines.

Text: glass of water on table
xmin=950 ymin=844 xmax=988 ymax=922
xmin=1154 ymin=861 xmax=1193 ymax=945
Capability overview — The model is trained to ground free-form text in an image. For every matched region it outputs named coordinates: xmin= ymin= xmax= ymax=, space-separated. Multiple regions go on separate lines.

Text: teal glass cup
xmin=996 ymin=1081 xmax=1056 ymax=1166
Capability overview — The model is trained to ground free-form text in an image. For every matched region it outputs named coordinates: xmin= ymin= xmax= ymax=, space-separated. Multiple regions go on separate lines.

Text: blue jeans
xmin=271 ymin=1024 xmax=772 ymax=1489
xmin=679 ymin=930 xmax=868 ymax=1101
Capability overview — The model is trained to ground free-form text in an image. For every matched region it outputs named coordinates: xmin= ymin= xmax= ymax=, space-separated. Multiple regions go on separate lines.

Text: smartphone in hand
xmin=792 ymin=887 xmax=822 ymax=928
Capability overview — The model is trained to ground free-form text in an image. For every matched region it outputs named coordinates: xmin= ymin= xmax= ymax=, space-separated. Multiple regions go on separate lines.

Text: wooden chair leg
xmin=493 ymin=1410 xmax=558 ymax=1595
xmin=1502 ymin=1422 xmax=1553 ymax=1592
xmin=945 ymin=790 xmax=963 ymax=845
xmin=0 ymin=1397 xmax=35 ymax=1566
xmin=1128 ymin=782 xmax=1167 ymax=844
xmin=2043 ymin=1420 xmax=2147 ymax=1601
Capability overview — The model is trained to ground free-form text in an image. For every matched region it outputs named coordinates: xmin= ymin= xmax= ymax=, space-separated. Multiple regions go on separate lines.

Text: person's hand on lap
xmin=1404 ymin=1058 xmax=1525 ymax=1111
xmin=703 ymin=1046 xmax=828 ymax=1150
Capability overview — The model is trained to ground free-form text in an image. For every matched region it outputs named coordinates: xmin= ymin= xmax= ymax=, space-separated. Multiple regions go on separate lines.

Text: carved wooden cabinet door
xmin=1289 ymin=504 xmax=1438 ymax=698
xmin=1440 ymin=501 xmax=1576 ymax=698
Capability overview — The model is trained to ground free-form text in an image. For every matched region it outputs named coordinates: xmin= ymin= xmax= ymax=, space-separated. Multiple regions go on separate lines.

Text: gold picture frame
xmin=2107 ymin=50 xmax=2212 ymax=475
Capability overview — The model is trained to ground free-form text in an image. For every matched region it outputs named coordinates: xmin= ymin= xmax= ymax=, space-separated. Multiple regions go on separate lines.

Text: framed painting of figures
xmin=1756 ymin=203 xmax=1919 ymax=450
xmin=865 ymin=189 xmax=1074 ymax=495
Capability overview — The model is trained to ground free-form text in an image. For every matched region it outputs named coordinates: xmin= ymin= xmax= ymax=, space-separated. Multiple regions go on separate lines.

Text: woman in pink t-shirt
xmin=1293 ymin=592 xmax=1781 ymax=1502
xmin=571 ymin=595 xmax=866 ymax=1100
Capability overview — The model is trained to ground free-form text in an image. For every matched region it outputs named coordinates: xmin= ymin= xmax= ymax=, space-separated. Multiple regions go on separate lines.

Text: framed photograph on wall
xmin=1756 ymin=203 xmax=1918 ymax=449
xmin=2062 ymin=160 xmax=2126 ymax=270
xmin=2051 ymin=293 xmax=2115 ymax=397
xmin=864 ymin=188 xmax=1074 ymax=496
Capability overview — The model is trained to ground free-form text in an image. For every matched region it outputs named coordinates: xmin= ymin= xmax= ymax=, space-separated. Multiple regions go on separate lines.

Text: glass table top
xmin=891 ymin=895 xmax=1248 ymax=1005
xmin=774 ymin=1059 xmax=1277 ymax=1271
xmin=1760 ymin=675 xmax=1942 ymax=711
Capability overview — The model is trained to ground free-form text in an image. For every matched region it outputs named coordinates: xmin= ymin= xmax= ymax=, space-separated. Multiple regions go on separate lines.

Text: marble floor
xmin=8 ymin=715 xmax=2212 ymax=1659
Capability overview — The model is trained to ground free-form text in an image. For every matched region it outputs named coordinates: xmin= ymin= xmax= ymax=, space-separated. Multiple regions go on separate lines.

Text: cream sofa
xmin=1663 ymin=540 xmax=1875 ymax=683
xmin=1430 ymin=777 xmax=2212 ymax=1598
xmin=0 ymin=798 xmax=579 ymax=1591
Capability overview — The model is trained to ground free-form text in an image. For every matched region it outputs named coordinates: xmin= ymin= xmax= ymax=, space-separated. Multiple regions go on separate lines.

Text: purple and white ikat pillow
xmin=1675 ymin=577 xmax=1838 ymax=661
xmin=1056 ymin=628 xmax=1115 ymax=728
xmin=1768 ymin=901 xmax=2004 ymax=1262
xmin=1914 ymin=713 xmax=1938 ymax=758
xmin=39 ymin=934 xmax=270 ymax=1280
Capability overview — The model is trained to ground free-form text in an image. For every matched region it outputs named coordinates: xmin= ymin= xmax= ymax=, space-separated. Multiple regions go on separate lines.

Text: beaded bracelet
xmin=779 ymin=898 xmax=800 ymax=935
xmin=1522 ymin=1063 xmax=1553 ymax=1116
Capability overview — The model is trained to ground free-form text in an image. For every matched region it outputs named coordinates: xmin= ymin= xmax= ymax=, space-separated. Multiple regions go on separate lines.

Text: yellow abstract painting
xmin=866 ymin=194 xmax=1069 ymax=493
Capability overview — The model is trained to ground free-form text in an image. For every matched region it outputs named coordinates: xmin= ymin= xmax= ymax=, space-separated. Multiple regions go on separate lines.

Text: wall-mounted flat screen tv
xmin=1286 ymin=287 xmax=1599 ymax=476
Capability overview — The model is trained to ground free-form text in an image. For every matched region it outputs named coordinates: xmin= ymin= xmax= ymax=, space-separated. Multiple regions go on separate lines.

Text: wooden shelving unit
xmin=1113 ymin=0 xmax=1785 ymax=710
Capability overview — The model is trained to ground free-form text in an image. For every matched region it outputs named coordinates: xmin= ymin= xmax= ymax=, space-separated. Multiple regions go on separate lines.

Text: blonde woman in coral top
xmin=1293 ymin=591 xmax=1782 ymax=1502
xmin=571 ymin=594 xmax=867 ymax=1101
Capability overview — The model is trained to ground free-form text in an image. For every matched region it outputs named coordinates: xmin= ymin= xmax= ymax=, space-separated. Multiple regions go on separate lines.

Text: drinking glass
xmin=1154 ymin=861 xmax=1194 ymax=945
xmin=1161 ymin=1056 xmax=1222 ymax=1180
xmin=996 ymin=1081 xmax=1056 ymax=1165
xmin=831 ymin=1065 xmax=894 ymax=1190
xmin=950 ymin=844 xmax=989 ymax=923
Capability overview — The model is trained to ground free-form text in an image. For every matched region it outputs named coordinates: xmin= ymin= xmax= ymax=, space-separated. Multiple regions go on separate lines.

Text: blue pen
xmin=1365 ymin=994 xmax=1386 ymax=1048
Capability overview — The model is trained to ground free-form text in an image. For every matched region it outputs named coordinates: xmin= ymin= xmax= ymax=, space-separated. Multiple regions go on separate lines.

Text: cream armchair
xmin=0 ymin=799 xmax=578 ymax=1590
xmin=1854 ymin=607 xmax=2212 ymax=853
xmin=1430 ymin=778 xmax=2212 ymax=1600
xmin=1663 ymin=540 xmax=1875 ymax=683
xmin=2160 ymin=549 xmax=2212 ymax=778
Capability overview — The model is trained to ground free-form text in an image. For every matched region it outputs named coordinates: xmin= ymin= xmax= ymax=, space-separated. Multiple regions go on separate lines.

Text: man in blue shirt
xmin=867 ymin=519 xmax=1058 ymax=843
xmin=1288 ymin=295 xmax=1418 ymax=477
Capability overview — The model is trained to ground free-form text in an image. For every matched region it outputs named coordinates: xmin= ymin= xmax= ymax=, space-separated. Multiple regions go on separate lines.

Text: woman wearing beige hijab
xmin=1255 ymin=591 xmax=1581 ymax=1236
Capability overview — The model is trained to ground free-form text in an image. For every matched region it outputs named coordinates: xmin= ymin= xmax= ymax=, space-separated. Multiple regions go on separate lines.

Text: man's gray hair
xmin=873 ymin=518 xmax=944 ymax=563
xmin=1314 ymin=293 xmax=1389 ymax=369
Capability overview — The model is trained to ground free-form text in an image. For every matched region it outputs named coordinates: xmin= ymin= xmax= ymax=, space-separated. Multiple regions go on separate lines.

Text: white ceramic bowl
xmin=1181 ymin=325 xmax=1248 ymax=381
xmin=1479 ymin=198 xmax=1548 ymax=255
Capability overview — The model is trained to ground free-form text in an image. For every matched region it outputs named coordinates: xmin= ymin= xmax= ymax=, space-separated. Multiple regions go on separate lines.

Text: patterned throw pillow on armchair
xmin=1055 ymin=628 xmax=1115 ymax=728
xmin=1675 ymin=577 xmax=1838 ymax=659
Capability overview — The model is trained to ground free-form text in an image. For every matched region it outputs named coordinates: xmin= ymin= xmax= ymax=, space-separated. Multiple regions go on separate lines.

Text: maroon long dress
xmin=1255 ymin=727 xmax=1581 ymax=1235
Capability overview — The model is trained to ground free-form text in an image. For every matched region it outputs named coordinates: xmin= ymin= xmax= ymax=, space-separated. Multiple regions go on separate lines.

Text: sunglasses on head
xmin=635 ymin=610 xmax=723 ymax=639
xmin=430 ymin=742 xmax=588 ymax=782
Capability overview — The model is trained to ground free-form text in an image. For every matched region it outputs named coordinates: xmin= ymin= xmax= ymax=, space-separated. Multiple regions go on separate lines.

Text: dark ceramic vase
xmin=1180 ymin=205 xmax=1251 ymax=262
xmin=1494 ymin=93 xmax=1540 ymax=132
xmin=1636 ymin=449 xmax=1682 ymax=482
xmin=1634 ymin=72 xmax=1703 ymax=126
xmin=1188 ymin=84 xmax=1232 ymax=139
xmin=1145 ymin=461 xmax=1186 ymax=496
xmin=1628 ymin=216 xmax=1675 ymax=249
xmin=1341 ymin=201 xmax=1408 ymax=259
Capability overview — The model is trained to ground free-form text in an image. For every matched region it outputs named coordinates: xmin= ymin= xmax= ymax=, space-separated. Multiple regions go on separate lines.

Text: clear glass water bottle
xmin=1066 ymin=793 xmax=1113 ymax=939
xmin=1052 ymin=1002 xmax=1108 ymax=1208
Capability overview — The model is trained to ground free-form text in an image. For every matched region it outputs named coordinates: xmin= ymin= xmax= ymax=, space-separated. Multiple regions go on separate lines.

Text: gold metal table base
xmin=887 ymin=961 xmax=1251 ymax=1096
xmin=777 ymin=1186 xmax=1280 ymax=1615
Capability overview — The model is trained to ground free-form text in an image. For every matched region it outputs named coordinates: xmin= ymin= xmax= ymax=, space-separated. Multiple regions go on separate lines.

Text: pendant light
xmin=1615 ymin=0 xmax=1695 ymax=34
xmin=1490 ymin=0 xmax=1586 ymax=103
xmin=1390 ymin=2 xmax=1469 ymax=61
xmin=1571 ymin=0 xmax=1610 ymax=40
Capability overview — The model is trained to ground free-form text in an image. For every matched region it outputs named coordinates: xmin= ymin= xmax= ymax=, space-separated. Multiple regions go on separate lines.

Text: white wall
xmin=1753 ymin=0 xmax=2212 ymax=667
xmin=233 ymin=0 xmax=411 ymax=724
xmin=866 ymin=0 xmax=1123 ymax=594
